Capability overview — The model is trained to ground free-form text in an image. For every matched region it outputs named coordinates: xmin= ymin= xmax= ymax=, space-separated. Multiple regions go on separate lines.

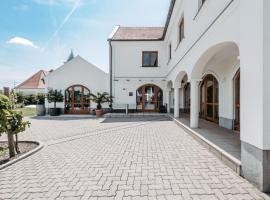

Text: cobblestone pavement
xmin=0 ymin=117 xmax=269 ymax=200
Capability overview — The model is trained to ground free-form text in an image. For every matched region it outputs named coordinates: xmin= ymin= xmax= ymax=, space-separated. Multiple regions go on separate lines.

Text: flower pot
xmin=95 ymin=109 xmax=103 ymax=117
xmin=49 ymin=108 xmax=61 ymax=116
xmin=36 ymin=104 xmax=46 ymax=116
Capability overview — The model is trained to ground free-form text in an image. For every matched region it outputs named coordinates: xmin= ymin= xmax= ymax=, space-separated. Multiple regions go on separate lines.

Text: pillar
xmin=180 ymin=88 xmax=185 ymax=113
xmin=174 ymin=87 xmax=180 ymax=118
xmin=166 ymin=90 xmax=171 ymax=114
xmin=190 ymin=79 xmax=200 ymax=128
xmin=240 ymin=0 xmax=270 ymax=192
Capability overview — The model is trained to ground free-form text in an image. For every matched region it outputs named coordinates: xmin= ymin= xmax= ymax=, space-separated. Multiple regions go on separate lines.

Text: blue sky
xmin=0 ymin=0 xmax=170 ymax=88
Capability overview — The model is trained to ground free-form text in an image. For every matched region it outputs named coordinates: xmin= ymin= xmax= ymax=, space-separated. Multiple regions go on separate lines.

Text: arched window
xmin=136 ymin=84 xmax=163 ymax=112
xmin=65 ymin=85 xmax=90 ymax=114
xmin=200 ymin=75 xmax=219 ymax=123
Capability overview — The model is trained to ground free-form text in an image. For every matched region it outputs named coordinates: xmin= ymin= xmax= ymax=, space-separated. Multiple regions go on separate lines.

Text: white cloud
xmin=7 ymin=37 xmax=40 ymax=49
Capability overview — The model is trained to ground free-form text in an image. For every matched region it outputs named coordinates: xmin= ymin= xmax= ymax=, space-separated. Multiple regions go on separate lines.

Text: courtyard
xmin=0 ymin=116 xmax=268 ymax=200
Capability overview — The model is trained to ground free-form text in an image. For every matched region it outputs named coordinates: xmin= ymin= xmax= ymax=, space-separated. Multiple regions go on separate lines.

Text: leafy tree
xmin=6 ymin=111 xmax=30 ymax=155
xmin=0 ymin=94 xmax=30 ymax=157
xmin=0 ymin=94 xmax=11 ymax=136
xmin=47 ymin=89 xmax=64 ymax=109
xmin=90 ymin=92 xmax=112 ymax=110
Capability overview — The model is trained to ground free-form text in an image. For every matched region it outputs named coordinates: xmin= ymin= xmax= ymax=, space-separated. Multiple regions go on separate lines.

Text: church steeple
xmin=66 ymin=49 xmax=74 ymax=62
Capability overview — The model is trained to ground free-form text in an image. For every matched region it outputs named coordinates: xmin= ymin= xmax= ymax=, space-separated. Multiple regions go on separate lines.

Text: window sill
xmin=141 ymin=66 xmax=160 ymax=68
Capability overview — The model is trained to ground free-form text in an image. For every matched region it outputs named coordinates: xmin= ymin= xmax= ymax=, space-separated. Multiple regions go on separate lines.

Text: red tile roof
xmin=112 ymin=27 xmax=164 ymax=41
xmin=15 ymin=70 xmax=49 ymax=89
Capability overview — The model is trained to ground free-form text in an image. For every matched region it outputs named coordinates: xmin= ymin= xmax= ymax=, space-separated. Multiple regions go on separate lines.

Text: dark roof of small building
xmin=15 ymin=70 xmax=49 ymax=89
xmin=111 ymin=27 xmax=165 ymax=41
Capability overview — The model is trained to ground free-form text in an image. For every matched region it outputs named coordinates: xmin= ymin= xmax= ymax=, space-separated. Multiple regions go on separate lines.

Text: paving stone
xmin=0 ymin=117 xmax=268 ymax=199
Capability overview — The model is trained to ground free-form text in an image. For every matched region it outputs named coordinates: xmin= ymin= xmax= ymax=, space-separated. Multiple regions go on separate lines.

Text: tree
xmin=0 ymin=94 xmax=30 ymax=157
xmin=90 ymin=92 xmax=112 ymax=110
xmin=47 ymin=89 xmax=64 ymax=109
xmin=6 ymin=111 xmax=30 ymax=155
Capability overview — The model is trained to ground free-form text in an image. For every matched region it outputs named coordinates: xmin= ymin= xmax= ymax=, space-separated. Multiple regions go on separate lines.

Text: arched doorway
xmin=184 ymin=82 xmax=190 ymax=113
xmin=200 ymin=74 xmax=219 ymax=123
xmin=234 ymin=70 xmax=240 ymax=131
xmin=136 ymin=84 xmax=163 ymax=112
xmin=65 ymin=85 xmax=90 ymax=114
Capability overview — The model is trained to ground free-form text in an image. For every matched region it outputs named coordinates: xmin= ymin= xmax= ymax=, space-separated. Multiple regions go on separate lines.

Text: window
xmin=142 ymin=51 xmax=158 ymax=67
xmin=169 ymin=43 xmax=172 ymax=60
xmin=179 ymin=17 xmax=185 ymax=44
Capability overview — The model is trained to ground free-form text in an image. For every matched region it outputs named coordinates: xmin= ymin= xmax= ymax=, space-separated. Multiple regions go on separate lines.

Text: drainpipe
xmin=109 ymin=39 xmax=113 ymax=112
xmin=108 ymin=25 xmax=120 ymax=113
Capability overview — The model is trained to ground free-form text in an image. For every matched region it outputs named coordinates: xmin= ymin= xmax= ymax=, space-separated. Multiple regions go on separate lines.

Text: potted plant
xmin=90 ymin=92 xmax=111 ymax=117
xmin=47 ymin=89 xmax=64 ymax=116
xmin=36 ymin=93 xmax=46 ymax=116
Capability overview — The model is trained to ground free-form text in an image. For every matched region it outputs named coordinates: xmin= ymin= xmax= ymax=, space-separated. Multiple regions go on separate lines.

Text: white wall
xmin=112 ymin=41 xmax=167 ymax=78
xmin=15 ymin=88 xmax=45 ymax=95
xmin=45 ymin=56 xmax=109 ymax=109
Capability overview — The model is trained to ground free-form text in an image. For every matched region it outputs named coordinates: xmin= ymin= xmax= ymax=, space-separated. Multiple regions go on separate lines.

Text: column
xmin=180 ymin=88 xmax=185 ymax=113
xmin=240 ymin=0 xmax=270 ymax=192
xmin=190 ymin=79 xmax=200 ymax=128
xmin=166 ymin=90 xmax=171 ymax=114
xmin=174 ymin=87 xmax=180 ymax=118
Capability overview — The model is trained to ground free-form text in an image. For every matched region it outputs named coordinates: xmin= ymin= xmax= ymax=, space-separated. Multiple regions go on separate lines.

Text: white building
xmin=45 ymin=55 xmax=109 ymax=114
xmin=108 ymin=0 xmax=270 ymax=192
xmin=15 ymin=70 xmax=49 ymax=95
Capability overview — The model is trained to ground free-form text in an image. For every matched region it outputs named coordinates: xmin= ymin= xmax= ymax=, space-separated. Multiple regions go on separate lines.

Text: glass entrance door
xmin=65 ymin=85 xmax=90 ymax=114
xmin=200 ymin=75 xmax=219 ymax=123
xmin=136 ymin=84 xmax=163 ymax=112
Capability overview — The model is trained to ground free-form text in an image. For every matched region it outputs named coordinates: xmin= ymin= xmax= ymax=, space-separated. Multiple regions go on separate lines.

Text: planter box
xmin=49 ymin=108 xmax=61 ymax=116
xmin=95 ymin=109 xmax=103 ymax=117
xmin=36 ymin=105 xmax=46 ymax=116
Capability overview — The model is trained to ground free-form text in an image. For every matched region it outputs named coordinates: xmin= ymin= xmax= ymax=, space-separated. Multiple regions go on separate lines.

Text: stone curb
xmin=0 ymin=141 xmax=44 ymax=170
xmin=168 ymin=115 xmax=242 ymax=175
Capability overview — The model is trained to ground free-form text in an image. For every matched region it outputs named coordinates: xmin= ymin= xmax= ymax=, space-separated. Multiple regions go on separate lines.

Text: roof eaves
xmin=162 ymin=0 xmax=176 ymax=40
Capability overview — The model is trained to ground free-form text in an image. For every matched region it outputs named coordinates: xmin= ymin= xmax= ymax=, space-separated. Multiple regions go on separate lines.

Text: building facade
xmin=45 ymin=56 xmax=109 ymax=114
xmin=15 ymin=70 xmax=49 ymax=95
xmin=109 ymin=0 xmax=270 ymax=192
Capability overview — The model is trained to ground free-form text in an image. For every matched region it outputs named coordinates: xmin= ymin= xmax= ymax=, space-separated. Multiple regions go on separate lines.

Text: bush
xmin=24 ymin=94 xmax=37 ymax=105
xmin=16 ymin=92 xmax=25 ymax=104
xmin=36 ymin=93 xmax=45 ymax=105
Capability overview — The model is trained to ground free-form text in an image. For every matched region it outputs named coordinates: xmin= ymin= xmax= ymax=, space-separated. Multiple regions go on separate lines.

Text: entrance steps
xmin=104 ymin=113 xmax=168 ymax=118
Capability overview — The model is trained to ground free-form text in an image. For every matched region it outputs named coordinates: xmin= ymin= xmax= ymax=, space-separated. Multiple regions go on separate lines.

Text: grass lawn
xmin=15 ymin=107 xmax=36 ymax=117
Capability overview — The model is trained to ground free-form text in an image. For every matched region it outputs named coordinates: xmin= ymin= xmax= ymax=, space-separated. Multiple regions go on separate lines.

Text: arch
xmin=191 ymin=42 xmax=240 ymax=79
xmin=174 ymin=71 xmax=188 ymax=88
xmin=136 ymin=84 xmax=163 ymax=112
xmin=65 ymin=85 xmax=91 ymax=114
